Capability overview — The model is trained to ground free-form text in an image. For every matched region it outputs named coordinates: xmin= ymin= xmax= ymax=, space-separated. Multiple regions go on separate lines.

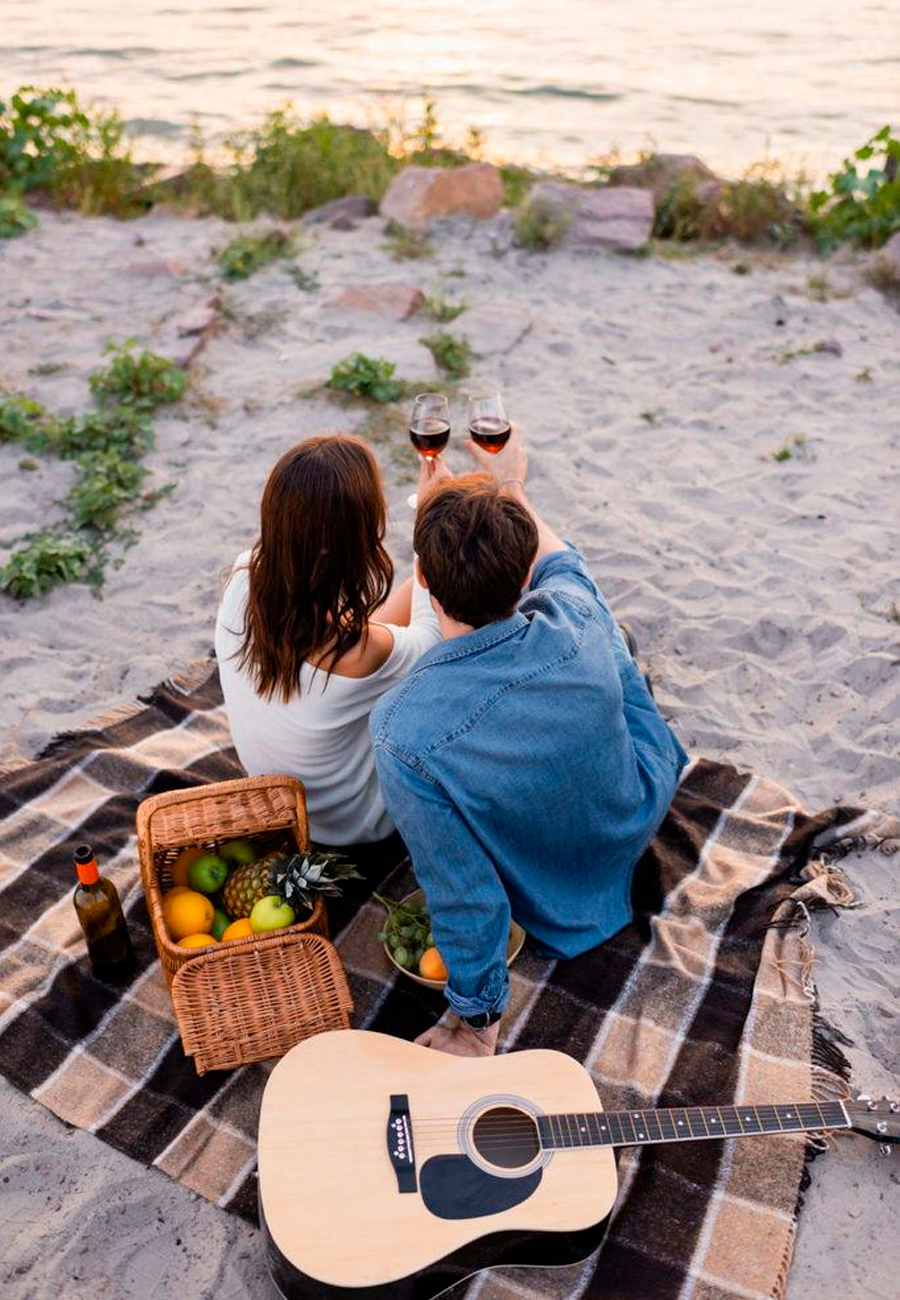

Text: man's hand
xmin=417 ymin=453 xmax=452 ymax=502
xmin=415 ymin=1015 xmax=500 ymax=1058
xmin=464 ymin=421 xmax=528 ymax=490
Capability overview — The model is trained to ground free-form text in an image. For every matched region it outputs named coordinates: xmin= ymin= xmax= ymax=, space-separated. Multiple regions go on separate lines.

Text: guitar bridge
xmin=387 ymin=1094 xmax=417 ymax=1194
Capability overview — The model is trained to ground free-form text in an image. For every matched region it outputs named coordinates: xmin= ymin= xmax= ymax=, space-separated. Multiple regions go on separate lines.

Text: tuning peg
xmin=878 ymin=1144 xmax=892 ymax=1158
xmin=889 ymin=1102 xmax=899 ymax=1114
xmin=866 ymin=1100 xmax=878 ymax=1111
xmin=876 ymin=1122 xmax=888 ymax=1134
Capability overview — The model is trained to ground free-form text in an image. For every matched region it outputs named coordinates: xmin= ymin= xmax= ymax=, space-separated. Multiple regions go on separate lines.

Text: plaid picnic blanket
xmin=1 ymin=662 xmax=898 ymax=1300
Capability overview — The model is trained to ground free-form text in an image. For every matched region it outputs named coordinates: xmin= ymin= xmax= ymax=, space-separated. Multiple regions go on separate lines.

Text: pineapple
xmin=221 ymin=851 xmax=280 ymax=919
xmin=221 ymin=849 xmax=361 ymax=920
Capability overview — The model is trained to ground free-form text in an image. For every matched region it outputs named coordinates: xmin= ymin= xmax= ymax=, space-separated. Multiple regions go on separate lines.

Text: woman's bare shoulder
xmin=323 ymin=623 xmax=395 ymax=680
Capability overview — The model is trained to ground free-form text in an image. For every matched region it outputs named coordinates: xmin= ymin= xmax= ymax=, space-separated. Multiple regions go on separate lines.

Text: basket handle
xmin=136 ymin=773 xmax=308 ymax=850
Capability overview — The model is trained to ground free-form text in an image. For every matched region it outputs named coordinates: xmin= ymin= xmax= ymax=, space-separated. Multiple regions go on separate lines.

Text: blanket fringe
xmin=30 ymin=657 xmax=219 ymax=765
xmin=813 ymin=808 xmax=900 ymax=860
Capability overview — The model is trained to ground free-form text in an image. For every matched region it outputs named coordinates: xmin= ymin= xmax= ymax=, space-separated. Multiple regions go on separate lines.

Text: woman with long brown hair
xmin=215 ymin=435 xmax=441 ymax=845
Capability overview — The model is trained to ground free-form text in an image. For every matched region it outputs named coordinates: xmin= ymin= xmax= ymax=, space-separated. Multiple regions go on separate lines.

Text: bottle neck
xmin=75 ymin=855 xmax=100 ymax=886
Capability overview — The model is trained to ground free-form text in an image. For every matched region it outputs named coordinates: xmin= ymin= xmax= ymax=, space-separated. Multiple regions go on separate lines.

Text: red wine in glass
xmin=469 ymin=416 xmax=511 ymax=454
xmin=409 ymin=416 xmax=450 ymax=459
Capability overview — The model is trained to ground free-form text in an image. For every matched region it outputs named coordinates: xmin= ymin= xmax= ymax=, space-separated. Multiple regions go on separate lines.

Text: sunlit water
xmin=2 ymin=0 xmax=898 ymax=176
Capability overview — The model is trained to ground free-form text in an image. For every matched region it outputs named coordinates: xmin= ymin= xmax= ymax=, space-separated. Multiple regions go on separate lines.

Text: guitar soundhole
xmin=472 ymin=1106 xmax=541 ymax=1170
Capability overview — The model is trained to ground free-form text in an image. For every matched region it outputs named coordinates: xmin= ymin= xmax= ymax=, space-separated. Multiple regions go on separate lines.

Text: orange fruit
xmin=221 ymin=917 xmax=255 ymax=943
xmin=178 ymin=932 xmax=219 ymax=949
xmin=171 ymin=846 xmax=208 ymax=888
xmin=163 ymin=889 xmax=215 ymax=941
xmin=165 ymin=885 xmax=190 ymax=898
xmin=418 ymin=946 xmax=448 ymax=982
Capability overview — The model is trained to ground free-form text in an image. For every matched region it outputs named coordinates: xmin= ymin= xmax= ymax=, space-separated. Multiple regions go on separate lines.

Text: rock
xmin=463 ymin=304 xmax=533 ymax=357
xmin=326 ymin=284 xmax=425 ymax=321
xmin=303 ymin=195 xmax=377 ymax=227
xmin=606 ymin=153 xmax=719 ymax=203
xmin=380 ymin=163 xmax=504 ymax=231
xmin=126 ymin=259 xmax=184 ymax=278
xmin=173 ymin=293 xmax=222 ymax=337
xmin=527 ymin=182 xmax=654 ymax=253
xmin=815 ymin=337 xmax=843 ymax=357
xmin=771 ymin=294 xmax=790 ymax=327
xmin=158 ymin=293 xmax=222 ymax=369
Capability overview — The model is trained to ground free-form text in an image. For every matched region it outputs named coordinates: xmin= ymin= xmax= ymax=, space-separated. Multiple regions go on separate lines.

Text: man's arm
xmin=465 ymin=423 xmax=564 ymax=562
xmin=372 ymin=741 xmax=510 ymax=1056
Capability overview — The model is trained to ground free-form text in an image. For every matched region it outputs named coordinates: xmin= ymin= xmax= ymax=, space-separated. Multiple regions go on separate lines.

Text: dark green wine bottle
xmin=73 ymin=844 xmax=136 ymax=981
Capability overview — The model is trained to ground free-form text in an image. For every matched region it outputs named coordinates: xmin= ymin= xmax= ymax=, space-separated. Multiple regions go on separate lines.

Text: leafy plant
xmin=66 ymin=452 xmax=147 ymax=529
xmin=811 ymin=126 xmax=900 ymax=252
xmin=0 ymin=86 xmax=142 ymax=216
xmin=1 ymin=347 xmax=184 ymax=598
xmin=500 ymin=164 xmax=537 ymax=208
xmin=419 ymin=331 xmax=474 ymax=379
xmin=0 ymin=531 xmax=93 ymax=598
xmin=0 ymin=193 xmax=37 ymax=238
xmin=216 ymin=229 xmax=292 ymax=280
xmin=422 ymin=292 xmax=466 ymax=323
xmin=89 ymin=341 xmax=186 ymax=411
xmin=327 ymin=353 xmax=403 ymax=403
xmin=0 ymin=396 xmax=48 ymax=444
xmin=514 ymin=195 xmax=570 ymax=250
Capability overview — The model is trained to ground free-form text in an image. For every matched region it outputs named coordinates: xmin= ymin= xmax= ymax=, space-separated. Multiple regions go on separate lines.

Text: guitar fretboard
xmin=536 ymin=1100 xmax=849 ymax=1150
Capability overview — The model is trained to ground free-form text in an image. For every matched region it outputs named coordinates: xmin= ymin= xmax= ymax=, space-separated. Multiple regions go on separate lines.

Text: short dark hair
xmin=414 ymin=474 xmax=539 ymax=627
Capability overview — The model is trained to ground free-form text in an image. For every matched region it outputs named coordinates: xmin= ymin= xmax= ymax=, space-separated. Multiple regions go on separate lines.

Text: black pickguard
xmin=419 ymin=1154 xmax=541 ymax=1220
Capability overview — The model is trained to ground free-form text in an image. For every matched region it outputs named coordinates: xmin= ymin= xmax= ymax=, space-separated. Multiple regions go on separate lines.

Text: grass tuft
xmin=216 ymin=228 xmax=292 ymax=280
xmin=514 ymin=195 xmax=570 ymax=251
xmin=419 ymin=331 xmax=474 ymax=379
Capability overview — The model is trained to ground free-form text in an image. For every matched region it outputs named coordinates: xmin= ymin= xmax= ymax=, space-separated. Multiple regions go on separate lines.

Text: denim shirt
xmin=370 ymin=546 xmax=689 ymax=1020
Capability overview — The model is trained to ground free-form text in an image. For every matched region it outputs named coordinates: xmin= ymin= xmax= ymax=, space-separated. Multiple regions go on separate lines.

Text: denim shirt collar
xmin=412 ymin=610 xmax=529 ymax=672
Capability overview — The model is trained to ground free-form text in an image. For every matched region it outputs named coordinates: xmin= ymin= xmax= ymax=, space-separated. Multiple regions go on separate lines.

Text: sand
xmin=1 ymin=208 xmax=898 ymax=1299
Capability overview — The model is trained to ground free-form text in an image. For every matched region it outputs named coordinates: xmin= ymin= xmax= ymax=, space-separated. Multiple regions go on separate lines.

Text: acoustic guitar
xmin=257 ymin=1029 xmax=898 ymax=1299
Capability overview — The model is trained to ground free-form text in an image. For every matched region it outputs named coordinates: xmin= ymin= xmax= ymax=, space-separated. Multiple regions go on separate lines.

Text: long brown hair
xmin=236 ymin=435 xmax=393 ymax=701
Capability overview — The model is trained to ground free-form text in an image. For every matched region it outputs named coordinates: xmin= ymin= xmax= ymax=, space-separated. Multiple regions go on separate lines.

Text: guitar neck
xmin=536 ymin=1099 xmax=850 ymax=1151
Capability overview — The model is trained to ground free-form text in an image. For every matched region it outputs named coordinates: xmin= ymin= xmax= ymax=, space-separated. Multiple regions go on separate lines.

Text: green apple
xmin=218 ymin=838 xmax=257 ymax=870
xmin=211 ymin=908 xmax=231 ymax=941
xmin=250 ymin=895 xmax=296 ymax=933
xmin=187 ymin=853 xmax=229 ymax=895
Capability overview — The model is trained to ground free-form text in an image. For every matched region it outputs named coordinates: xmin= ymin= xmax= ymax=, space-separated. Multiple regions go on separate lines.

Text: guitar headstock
xmin=844 ymin=1094 xmax=900 ymax=1149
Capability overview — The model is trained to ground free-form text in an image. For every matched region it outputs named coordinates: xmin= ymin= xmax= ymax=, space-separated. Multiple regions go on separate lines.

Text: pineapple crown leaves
xmin=268 ymin=851 xmax=362 ymax=911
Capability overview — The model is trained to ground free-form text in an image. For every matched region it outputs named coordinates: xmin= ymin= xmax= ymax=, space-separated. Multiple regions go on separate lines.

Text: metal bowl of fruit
xmin=376 ymin=888 xmax=526 ymax=989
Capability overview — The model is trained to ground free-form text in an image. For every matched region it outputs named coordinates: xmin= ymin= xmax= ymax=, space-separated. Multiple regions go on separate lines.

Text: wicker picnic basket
xmin=137 ymin=774 xmax=353 ymax=1074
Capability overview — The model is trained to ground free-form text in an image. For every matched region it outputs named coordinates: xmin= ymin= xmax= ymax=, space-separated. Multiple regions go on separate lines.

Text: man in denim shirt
xmin=371 ymin=429 xmax=688 ymax=1057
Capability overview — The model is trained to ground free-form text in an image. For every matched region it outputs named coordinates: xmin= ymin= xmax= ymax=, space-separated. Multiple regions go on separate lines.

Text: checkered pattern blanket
xmin=1 ymin=663 xmax=897 ymax=1300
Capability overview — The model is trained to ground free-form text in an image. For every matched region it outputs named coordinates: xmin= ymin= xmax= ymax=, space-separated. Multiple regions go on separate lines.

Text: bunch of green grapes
xmin=374 ymin=893 xmax=434 ymax=970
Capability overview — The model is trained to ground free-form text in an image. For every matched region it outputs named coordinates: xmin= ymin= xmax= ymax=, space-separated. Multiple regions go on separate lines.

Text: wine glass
xmin=407 ymin=392 xmax=450 ymax=509
xmin=467 ymin=391 xmax=511 ymax=454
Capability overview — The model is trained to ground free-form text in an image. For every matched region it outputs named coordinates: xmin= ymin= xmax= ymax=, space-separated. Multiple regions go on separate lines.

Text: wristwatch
xmin=462 ymin=1009 xmax=502 ymax=1031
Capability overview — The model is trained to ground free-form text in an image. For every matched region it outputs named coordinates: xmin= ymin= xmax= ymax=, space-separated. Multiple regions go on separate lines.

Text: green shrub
xmin=216 ymin=229 xmax=292 ymax=280
xmin=0 ymin=193 xmax=37 ymax=238
xmin=89 ymin=342 xmax=186 ymax=411
xmin=422 ymin=292 xmax=466 ymax=323
xmin=500 ymin=164 xmax=537 ymax=208
xmin=0 ymin=532 xmax=93 ymax=598
xmin=181 ymin=112 xmax=398 ymax=221
xmin=419 ymin=331 xmax=474 ymax=379
xmin=0 ymin=396 xmax=48 ymax=443
xmin=327 ymin=353 xmax=403 ymax=403
xmin=719 ymin=173 xmax=802 ymax=247
xmin=0 ymin=86 xmax=142 ymax=216
xmin=514 ymin=195 xmax=570 ymax=250
xmin=811 ymin=125 xmax=900 ymax=251
xmin=67 ymin=452 xmax=147 ymax=529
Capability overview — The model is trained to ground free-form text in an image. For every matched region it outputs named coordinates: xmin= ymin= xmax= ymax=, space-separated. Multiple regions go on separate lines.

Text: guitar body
xmin=258 ymin=1030 xmax=618 ymax=1298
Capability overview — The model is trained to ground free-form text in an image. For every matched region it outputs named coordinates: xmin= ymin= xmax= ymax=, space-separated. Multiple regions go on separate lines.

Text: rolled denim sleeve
xmin=527 ymin=543 xmax=632 ymax=660
xmin=373 ymin=743 xmax=511 ymax=1021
